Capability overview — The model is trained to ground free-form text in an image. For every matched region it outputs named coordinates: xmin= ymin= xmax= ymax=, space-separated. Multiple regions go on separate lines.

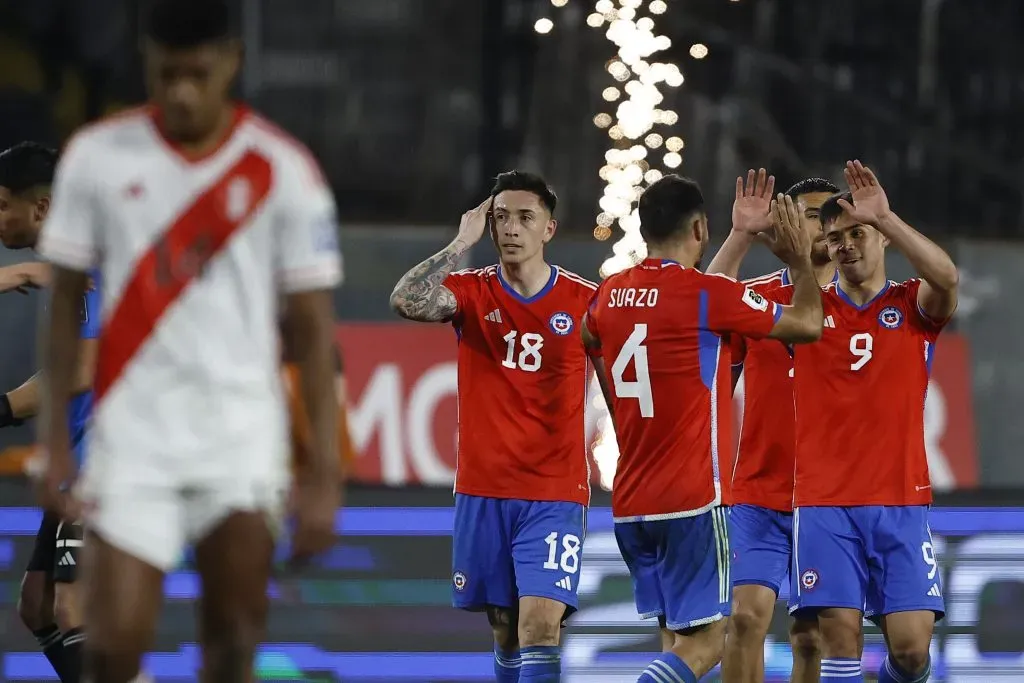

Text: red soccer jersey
xmin=444 ymin=264 xmax=597 ymax=505
xmin=586 ymin=259 xmax=782 ymax=520
xmin=787 ymin=279 xmax=945 ymax=507
xmin=731 ymin=269 xmax=798 ymax=512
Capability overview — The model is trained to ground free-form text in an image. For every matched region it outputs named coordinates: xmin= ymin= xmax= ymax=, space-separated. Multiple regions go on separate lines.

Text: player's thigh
xmin=866 ymin=505 xmax=945 ymax=621
xmin=615 ymin=521 xmax=664 ymax=621
xmin=654 ymin=507 xmax=732 ymax=632
xmin=510 ymin=500 xmax=586 ymax=615
xmin=193 ymin=510 xmax=275 ymax=637
xmin=790 ymin=506 xmax=868 ymax=616
xmin=729 ymin=504 xmax=792 ymax=597
xmin=84 ymin=528 xmax=166 ymax=652
xmin=452 ymin=494 xmax=516 ymax=611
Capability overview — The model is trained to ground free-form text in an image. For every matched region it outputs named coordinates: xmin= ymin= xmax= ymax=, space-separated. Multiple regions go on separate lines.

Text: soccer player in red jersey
xmin=784 ymin=162 xmax=959 ymax=683
xmin=390 ymin=171 xmax=597 ymax=683
xmin=581 ymin=175 xmax=824 ymax=683
xmin=707 ymin=172 xmax=840 ymax=683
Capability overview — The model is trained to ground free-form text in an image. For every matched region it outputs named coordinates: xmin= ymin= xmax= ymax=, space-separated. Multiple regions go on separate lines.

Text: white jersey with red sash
xmin=37 ymin=105 xmax=342 ymax=569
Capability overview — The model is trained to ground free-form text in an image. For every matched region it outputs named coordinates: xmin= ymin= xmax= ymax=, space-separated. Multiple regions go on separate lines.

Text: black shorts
xmin=25 ymin=512 xmax=82 ymax=583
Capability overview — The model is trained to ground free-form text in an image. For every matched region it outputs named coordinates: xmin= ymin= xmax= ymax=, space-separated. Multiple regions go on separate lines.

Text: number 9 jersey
xmin=786 ymin=278 xmax=946 ymax=507
xmin=585 ymin=258 xmax=782 ymax=520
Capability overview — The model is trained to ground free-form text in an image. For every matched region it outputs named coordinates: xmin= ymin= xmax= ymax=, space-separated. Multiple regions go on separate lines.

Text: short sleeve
xmin=79 ymin=271 xmax=102 ymax=339
xmin=37 ymin=136 xmax=101 ymax=271
xmin=442 ymin=272 xmax=473 ymax=322
xmin=703 ymin=273 xmax=781 ymax=339
xmin=274 ymin=150 xmax=343 ymax=293
xmin=901 ymin=279 xmax=946 ymax=337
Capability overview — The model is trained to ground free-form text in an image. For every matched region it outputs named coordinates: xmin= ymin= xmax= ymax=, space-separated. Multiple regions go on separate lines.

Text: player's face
xmin=490 ymin=190 xmax=556 ymax=265
xmin=825 ymin=214 xmax=888 ymax=284
xmin=795 ymin=191 xmax=834 ymax=265
xmin=145 ymin=41 xmax=241 ymax=143
xmin=0 ymin=187 xmax=44 ymax=250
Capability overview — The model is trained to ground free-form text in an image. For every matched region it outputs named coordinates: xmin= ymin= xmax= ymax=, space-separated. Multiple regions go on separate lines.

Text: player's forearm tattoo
xmin=389 ymin=239 xmax=469 ymax=322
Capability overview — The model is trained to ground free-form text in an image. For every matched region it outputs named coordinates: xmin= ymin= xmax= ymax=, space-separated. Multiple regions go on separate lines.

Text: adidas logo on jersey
xmin=823 ymin=315 xmax=837 ymax=329
xmin=485 ymin=309 xmax=503 ymax=324
xmin=555 ymin=576 xmax=572 ymax=591
xmin=927 ymin=583 xmax=941 ymax=597
xmin=58 ymin=552 xmax=76 ymax=567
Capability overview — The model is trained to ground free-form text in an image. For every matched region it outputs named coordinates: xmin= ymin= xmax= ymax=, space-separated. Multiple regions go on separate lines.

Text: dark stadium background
xmin=0 ymin=0 xmax=1022 ymax=680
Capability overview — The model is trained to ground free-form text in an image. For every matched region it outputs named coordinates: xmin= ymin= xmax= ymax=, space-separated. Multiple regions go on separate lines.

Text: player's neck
xmin=159 ymin=103 xmax=241 ymax=157
xmin=499 ymin=258 xmax=552 ymax=298
xmin=814 ymin=261 xmax=837 ymax=288
xmin=646 ymin=244 xmax=698 ymax=269
xmin=838 ymin=271 xmax=889 ymax=305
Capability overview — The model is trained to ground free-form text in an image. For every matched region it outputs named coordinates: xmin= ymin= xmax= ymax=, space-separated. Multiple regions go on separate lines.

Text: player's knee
xmin=18 ymin=573 xmax=52 ymax=629
xmin=517 ymin=608 xmax=561 ymax=647
xmin=788 ymin=619 xmax=821 ymax=659
xmin=728 ymin=598 xmax=772 ymax=640
xmin=487 ymin=607 xmax=519 ymax=651
xmin=86 ymin=646 xmax=147 ymax=683
xmin=888 ymin=644 xmax=930 ymax=676
xmin=53 ymin=582 xmax=83 ymax=632
xmin=815 ymin=610 xmax=862 ymax=658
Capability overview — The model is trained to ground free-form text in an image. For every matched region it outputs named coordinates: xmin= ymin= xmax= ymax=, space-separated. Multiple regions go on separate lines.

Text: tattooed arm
xmin=390 ymin=198 xmax=491 ymax=322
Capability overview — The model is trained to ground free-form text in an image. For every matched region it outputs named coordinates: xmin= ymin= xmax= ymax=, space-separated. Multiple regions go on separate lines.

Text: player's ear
xmin=33 ymin=194 xmax=51 ymax=223
xmin=543 ymin=218 xmax=557 ymax=243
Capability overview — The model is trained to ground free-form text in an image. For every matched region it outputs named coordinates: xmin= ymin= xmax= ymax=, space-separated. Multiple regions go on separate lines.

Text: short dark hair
xmin=490 ymin=171 xmax=557 ymax=215
xmin=0 ymin=142 xmax=58 ymax=194
xmin=819 ymin=191 xmax=853 ymax=227
xmin=785 ymin=177 xmax=839 ymax=199
xmin=145 ymin=0 xmax=234 ymax=48
xmin=637 ymin=174 xmax=705 ymax=244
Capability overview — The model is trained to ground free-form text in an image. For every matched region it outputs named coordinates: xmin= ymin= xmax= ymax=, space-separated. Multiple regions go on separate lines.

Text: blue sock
xmin=821 ymin=657 xmax=863 ymax=682
xmin=637 ymin=652 xmax=697 ymax=683
xmin=519 ymin=645 xmax=559 ymax=682
xmin=878 ymin=655 xmax=931 ymax=683
xmin=494 ymin=643 xmax=521 ymax=682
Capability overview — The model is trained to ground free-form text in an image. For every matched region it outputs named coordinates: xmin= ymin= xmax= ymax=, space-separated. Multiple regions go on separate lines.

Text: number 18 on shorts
xmin=451 ymin=494 xmax=586 ymax=612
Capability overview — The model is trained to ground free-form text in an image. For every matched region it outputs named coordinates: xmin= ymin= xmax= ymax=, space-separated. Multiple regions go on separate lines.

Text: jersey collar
xmin=496 ymin=264 xmax=557 ymax=304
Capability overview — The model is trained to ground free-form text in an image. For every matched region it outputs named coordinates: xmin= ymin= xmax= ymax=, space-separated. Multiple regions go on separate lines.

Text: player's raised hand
xmin=838 ymin=160 xmax=891 ymax=226
xmin=456 ymin=197 xmax=494 ymax=246
xmin=766 ymin=194 xmax=812 ymax=266
xmin=731 ymin=168 xmax=776 ymax=235
xmin=288 ymin=476 xmax=339 ymax=570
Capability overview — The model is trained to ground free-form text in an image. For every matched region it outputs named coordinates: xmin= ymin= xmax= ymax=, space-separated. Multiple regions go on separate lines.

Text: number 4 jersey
xmin=585 ymin=259 xmax=782 ymax=520
xmin=443 ymin=264 xmax=598 ymax=505
xmin=781 ymin=279 xmax=945 ymax=507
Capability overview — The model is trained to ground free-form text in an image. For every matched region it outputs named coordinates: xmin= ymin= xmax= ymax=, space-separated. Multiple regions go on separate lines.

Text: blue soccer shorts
xmin=451 ymin=494 xmax=587 ymax=613
xmin=790 ymin=505 xmax=945 ymax=620
xmin=615 ymin=507 xmax=731 ymax=631
xmin=729 ymin=504 xmax=793 ymax=599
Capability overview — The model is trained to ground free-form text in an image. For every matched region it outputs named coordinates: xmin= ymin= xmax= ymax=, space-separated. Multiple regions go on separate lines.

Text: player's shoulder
xmin=742 ymin=268 xmax=788 ymax=293
xmin=554 ymin=266 xmax=599 ymax=297
xmin=63 ymin=105 xmax=154 ymax=158
xmin=241 ymin=109 xmax=327 ymax=188
xmin=447 ymin=264 xmax=498 ymax=286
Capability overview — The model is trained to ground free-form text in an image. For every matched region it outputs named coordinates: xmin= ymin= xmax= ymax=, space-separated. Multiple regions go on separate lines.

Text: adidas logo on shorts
xmin=58 ymin=552 xmax=76 ymax=567
xmin=927 ymin=583 xmax=941 ymax=597
xmin=554 ymin=576 xmax=572 ymax=590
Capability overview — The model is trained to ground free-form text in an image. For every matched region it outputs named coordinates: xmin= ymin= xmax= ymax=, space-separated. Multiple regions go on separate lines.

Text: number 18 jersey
xmin=444 ymin=264 xmax=597 ymax=506
xmin=788 ymin=279 xmax=945 ymax=507
xmin=585 ymin=259 xmax=781 ymax=521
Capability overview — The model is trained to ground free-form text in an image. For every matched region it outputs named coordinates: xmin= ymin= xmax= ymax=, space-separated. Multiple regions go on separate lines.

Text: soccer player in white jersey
xmin=36 ymin=1 xmax=343 ymax=681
